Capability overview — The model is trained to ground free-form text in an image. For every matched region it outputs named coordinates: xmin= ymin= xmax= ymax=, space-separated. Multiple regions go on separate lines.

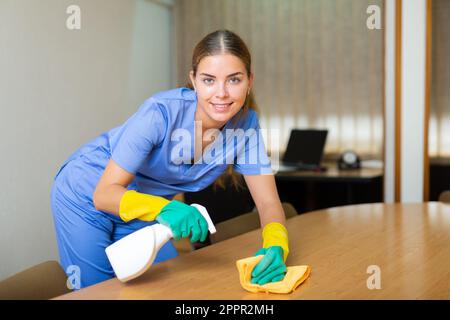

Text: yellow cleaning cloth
xmin=236 ymin=255 xmax=311 ymax=294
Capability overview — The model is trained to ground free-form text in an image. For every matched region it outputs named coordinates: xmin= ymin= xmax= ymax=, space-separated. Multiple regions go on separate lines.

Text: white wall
xmin=0 ymin=0 xmax=174 ymax=280
xmin=384 ymin=0 xmax=428 ymax=203
xmin=384 ymin=0 xmax=396 ymax=203
xmin=400 ymin=0 xmax=427 ymax=202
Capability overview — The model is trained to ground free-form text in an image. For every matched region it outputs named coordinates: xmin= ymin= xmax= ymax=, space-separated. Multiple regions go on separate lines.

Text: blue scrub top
xmin=54 ymin=87 xmax=272 ymax=221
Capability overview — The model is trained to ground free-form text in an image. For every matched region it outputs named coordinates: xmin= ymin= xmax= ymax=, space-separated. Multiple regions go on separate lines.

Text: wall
xmin=400 ymin=0 xmax=427 ymax=202
xmin=174 ymin=0 xmax=384 ymax=158
xmin=0 ymin=0 xmax=173 ymax=280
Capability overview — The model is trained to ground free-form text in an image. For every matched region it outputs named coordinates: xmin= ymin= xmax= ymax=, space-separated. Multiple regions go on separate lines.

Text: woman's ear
xmin=189 ymin=70 xmax=196 ymax=91
xmin=248 ymin=72 xmax=254 ymax=92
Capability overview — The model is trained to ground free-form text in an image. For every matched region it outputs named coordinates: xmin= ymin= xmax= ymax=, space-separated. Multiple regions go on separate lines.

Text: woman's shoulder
xmin=136 ymin=87 xmax=195 ymax=126
xmin=142 ymin=87 xmax=196 ymax=118
xmin=150 ymin=87 xmax=196 ymax=102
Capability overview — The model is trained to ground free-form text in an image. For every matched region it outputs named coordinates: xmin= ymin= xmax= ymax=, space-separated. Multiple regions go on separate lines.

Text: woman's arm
xmin=93 ymin=159 xmax=207 ymax=240
xmin=243 ymin=174 xmax=286 ymax=227
xmin=93 ymin=159 xmax=135 ymax=216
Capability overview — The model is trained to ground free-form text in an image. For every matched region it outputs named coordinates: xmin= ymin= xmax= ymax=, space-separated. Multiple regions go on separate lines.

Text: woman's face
xmin=190 ymin=54 xmax=253 ymax=129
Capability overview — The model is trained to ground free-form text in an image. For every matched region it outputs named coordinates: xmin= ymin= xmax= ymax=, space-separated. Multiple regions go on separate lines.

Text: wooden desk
xmin=54 ymin=202 xmax=450 ymax=299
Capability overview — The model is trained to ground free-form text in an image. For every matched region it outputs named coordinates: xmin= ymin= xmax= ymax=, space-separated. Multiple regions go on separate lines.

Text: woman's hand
xmin=243 ymin=174 xmax=290 ymax=285
xmin=156 ymin=200 xmax=209 ymax=243
xmin=251 ymin=246 xmax=287 ymax=285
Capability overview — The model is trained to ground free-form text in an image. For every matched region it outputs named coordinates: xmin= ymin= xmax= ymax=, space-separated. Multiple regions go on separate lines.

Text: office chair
xmin=209 ymin=202 xmax=298 ymax=244
xmin=0 ymin=260 xmax=71 ymax=300
xmin=438 ymin=190 xmax=450 ymax=204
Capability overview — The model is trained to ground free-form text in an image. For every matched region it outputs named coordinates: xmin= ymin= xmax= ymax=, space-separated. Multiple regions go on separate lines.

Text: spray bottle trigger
xmin=190 ymin=203 xmax=216 ymax=234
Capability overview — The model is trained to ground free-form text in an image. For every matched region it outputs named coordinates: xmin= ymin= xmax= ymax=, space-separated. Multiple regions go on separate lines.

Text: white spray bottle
xmin=105 ymin=203 xmax=216 ymax=282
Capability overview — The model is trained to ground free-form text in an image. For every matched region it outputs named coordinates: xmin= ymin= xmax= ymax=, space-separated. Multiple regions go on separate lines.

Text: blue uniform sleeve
xmin=110 ymin=98 xmax=167 ymax=175
xmin=233 ymin=111 xmax=273 ymax=175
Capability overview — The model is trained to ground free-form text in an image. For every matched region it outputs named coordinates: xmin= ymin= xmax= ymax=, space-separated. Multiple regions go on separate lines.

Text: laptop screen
xmin=282 ymin=129 xmax=328 ymax=166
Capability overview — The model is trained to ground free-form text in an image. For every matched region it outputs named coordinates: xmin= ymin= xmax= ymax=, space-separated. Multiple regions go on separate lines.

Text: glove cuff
xmin=119 ymin=190 xmax=170 ymax=222
xmin=262 ymin=222 xmax=289 ymax=262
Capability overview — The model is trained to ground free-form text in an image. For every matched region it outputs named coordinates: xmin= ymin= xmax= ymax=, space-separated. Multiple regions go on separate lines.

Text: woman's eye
xmin=203 ymin=78 xmax=214 ymax=85
xmin=229 ymin=77 xmax=241 ymax=84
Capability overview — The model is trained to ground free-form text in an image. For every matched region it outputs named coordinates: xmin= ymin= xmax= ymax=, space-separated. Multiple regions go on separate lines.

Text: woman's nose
xmin=215 ymin=83 xmax=229 ymax=98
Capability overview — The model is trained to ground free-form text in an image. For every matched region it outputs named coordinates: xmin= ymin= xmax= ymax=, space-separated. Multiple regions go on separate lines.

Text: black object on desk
xmin=281 ymin=129 xmax=328 ymax=171
xmin=337 ymin=150 xmax=361 ymax=170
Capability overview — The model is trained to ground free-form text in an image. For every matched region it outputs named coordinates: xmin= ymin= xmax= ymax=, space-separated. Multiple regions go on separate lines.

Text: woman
xmin=51 ymin=29 xmax=289 ymax=289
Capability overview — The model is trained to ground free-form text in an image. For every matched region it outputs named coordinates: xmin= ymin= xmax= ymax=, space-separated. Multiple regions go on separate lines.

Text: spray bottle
xmin=105 ymin=203 xmax=216 ymax=282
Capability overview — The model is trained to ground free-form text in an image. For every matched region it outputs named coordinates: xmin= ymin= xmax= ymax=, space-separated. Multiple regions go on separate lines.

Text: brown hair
xmin=186 ymin=29 xmax=258 ymax=190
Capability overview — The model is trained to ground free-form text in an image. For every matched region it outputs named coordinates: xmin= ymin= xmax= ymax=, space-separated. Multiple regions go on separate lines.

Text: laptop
xmin=278 ymin=129 xmax=328 ymax=172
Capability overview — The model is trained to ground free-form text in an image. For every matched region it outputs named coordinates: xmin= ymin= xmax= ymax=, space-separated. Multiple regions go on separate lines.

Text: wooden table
xmin=54 ymin=202 xmax=450 ymax=299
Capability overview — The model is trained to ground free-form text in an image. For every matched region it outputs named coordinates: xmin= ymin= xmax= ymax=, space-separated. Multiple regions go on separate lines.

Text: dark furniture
xmin=185 ymin=163 xmax=383 ymax=219
xmin=275 ymin=164 xmax=383 ymax=213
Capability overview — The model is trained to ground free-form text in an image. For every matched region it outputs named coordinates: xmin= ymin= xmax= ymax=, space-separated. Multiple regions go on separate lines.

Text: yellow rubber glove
xmin=119 ymin=190 xmax=170 ymax=222
xmin=262 ymin=222 xmax=289 ymax=262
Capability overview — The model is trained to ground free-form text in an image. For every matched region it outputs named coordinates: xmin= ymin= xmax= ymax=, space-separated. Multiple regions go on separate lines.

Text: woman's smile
xmin=210 ymin=102 xmax=233 ymax=112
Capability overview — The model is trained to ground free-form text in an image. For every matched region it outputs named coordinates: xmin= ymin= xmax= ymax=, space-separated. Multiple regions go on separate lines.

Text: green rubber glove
xmin=251 ymin=246 xmax=287 ymax=285
xmin=155 ymin=200 xmax=209 ymax=243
